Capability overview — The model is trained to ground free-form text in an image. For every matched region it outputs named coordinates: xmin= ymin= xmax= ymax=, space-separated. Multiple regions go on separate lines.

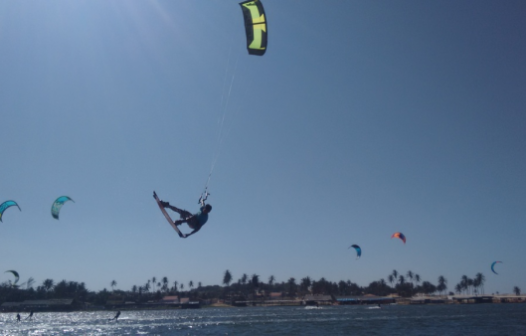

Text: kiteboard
xmin=153 ymin=191 xmax=184 ymax=238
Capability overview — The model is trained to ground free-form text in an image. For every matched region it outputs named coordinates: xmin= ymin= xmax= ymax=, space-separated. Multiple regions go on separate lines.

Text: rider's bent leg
xmin=174 ymin=219 xmax=186 ymax=226
xmin=171 ymin=207 xmax=192 ymax=219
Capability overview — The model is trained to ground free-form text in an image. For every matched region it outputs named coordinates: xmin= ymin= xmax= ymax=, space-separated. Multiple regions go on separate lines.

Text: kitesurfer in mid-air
xmin=158 ymin=197 xmax=212 ymax=238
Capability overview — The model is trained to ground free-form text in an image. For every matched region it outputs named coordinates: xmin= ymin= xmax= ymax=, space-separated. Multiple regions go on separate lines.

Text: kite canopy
xmin=5 ymin=270 xmax=19 ymax=285
xmin=349 ymin=244 xmax=362 ymax=258
xmin=391 ymin=232 xmax=406 ymax=244
xmin=0 ymin=200 xmax=21 ymax=222
xmin=491 ymin=261 xmax=503 ymax=275
xmin=51 ymin=196 xmax=74 ymax=220
xmin=239 ymin=0 xmax=267 ymax=56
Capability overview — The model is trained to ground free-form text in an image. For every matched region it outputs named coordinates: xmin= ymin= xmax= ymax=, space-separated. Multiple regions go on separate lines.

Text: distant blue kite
xmin=491 ymin=261 xmax=503 ymax=275
xmin=349 ymin=244 xmax=362 ymax=259
xmin=51 ymin=196 xmax=74 ymax=220
xmin=0 ymin=201 xmax=21 ymax=222
xmin=5 ymin=270 xmax=19 ymax=285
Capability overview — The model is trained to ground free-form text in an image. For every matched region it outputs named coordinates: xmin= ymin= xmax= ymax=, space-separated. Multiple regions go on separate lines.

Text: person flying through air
xmin=158 ymin=196 xmax=212 ymax=239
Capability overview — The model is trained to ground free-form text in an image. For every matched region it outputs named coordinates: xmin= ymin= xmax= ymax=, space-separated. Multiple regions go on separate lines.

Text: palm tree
xmin=268 ymin=275 xmax=275 ymax=286
xmin=414 ymin=274 xmax=421 ymax=287
xmin=111 ymin=280 xmax=117 ymax=292
xmin=467 ymin=278 xmax=474 ymax=295
xmin=475 ymin=273 xmax=485 ymax=295
xmin=189 ymin=281 xmax=194 ymax=291
xmin=300 ymin=277 xmax=311 ymax=294
xmin=379 ymin=279 xmax=387 ymax=295
xmin=338 ymin=280 xmax=347 ymax=295
xmin=406 ymin=271 xmax=414 ymax=286
xmin=173 ymin=281 xmax=178 ymax=293
xmin=287 ymin=278 xmax=297 ymax=297
xmin=398 ymin=275 xmax=405 ymax=285
xmin=26 ymin=277 xmax=35 ymax=290
xmin=473 ymin=277 xmax=480 ymax=296
xmin=241 ymin=274 xmax=248 ymax=285
xmin=162 ymin=277 xmax=169 ymax=293
xmin=455 ymin=283 xmax=462 ymax=295
xmin=513 ymin=286 xmax=521 ymax=296
xmin=392 ymin=270 xmax=398 ymax=279
xmin=223 ymin=270 xmax=233 ymax=287
xmin=461 ymin=275 xmax=469 ymax=295
xmin=251 ymin=274 xmax=259 ymax=288
xmin=388 ymin=275 xmax=394 ymax=287
xmin=43 ymin=279 xmax=54 ymax=292
xmin=437 ymin=276 xmax=447 ymax=295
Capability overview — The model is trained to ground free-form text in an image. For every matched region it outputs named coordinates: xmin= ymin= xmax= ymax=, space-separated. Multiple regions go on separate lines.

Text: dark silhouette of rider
xmin=159 ymin=199 xmax=212 ymax=238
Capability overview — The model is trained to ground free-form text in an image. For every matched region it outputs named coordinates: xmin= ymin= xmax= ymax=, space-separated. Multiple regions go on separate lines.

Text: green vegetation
xmin=453 ymin=273 xmax=486 ymax=295
xmin=1 ymin=270 xmax=511 ymax=308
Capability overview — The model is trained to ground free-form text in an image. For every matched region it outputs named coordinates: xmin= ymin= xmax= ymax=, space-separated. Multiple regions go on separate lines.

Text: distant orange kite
xmin=391 ymin=232 xmax=406 ymax=244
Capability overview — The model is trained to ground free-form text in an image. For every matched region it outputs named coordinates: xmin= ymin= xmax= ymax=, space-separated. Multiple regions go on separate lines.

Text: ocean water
xmin=1 ymin=304 xmax=525 ymax=335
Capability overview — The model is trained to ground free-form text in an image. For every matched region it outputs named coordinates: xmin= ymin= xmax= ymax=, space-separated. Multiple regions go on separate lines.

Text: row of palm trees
xmin=453 ymin=273 xmax=486 ymax=295
xmin=387 ymin=270 xmax=425 ymax=287
xmin=110 ymin=277 xmax=204 ymax=296
xmin=2 ymin=270 xmax=522 ymax=305
xmin=380 ymin=270 xmax=446 ymax=296
xmin=111 ymin=269 xmax=510 ymax=299
xmin=221 ymin=269 xmax=440 ymax=297
xmin=385 ymin=270 xmax=445 ymax=293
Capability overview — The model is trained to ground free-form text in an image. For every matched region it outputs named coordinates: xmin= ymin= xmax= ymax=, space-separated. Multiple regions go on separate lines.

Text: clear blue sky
xmin=1 ymin=0 xmax=525 ymax=295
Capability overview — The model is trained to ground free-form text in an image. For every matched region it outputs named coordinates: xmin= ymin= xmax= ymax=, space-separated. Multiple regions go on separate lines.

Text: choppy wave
xmin=1 ymin=304 xmax=525 ymax=335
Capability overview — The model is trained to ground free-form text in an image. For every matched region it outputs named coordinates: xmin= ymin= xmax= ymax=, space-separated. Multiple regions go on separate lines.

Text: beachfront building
xmin=160 ymin=296 xmax=180 ymax=305
xmin=268 ymin=292 xmax=283 ymax=300
xmin=451 ymin=294 xmax=526 ymax=304
xmin=493 ymin=295 xmax=526 ymax=303
xmin=410 ymin=296 xmax=447 ymax=304
xmin=303 ymin=294 xmax=335 ymax=306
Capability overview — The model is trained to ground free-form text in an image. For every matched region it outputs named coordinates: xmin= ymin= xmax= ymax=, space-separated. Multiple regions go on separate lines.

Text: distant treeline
xmin=2 ymin=270 xmax=517 ymax=306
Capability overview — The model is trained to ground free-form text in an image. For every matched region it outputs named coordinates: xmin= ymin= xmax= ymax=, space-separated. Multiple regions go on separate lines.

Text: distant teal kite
xmin=5 ymin=270 xmax=19 ymax=285
xmin=491 ymin=261 xmax=503 ymax=275
xmin=0 ymin=200 xmax=21 ymax=222
xmin=51 ymin=196 xmax=74 ymax=220
xmin=349 ymin=244 xmax=362 ymax=259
